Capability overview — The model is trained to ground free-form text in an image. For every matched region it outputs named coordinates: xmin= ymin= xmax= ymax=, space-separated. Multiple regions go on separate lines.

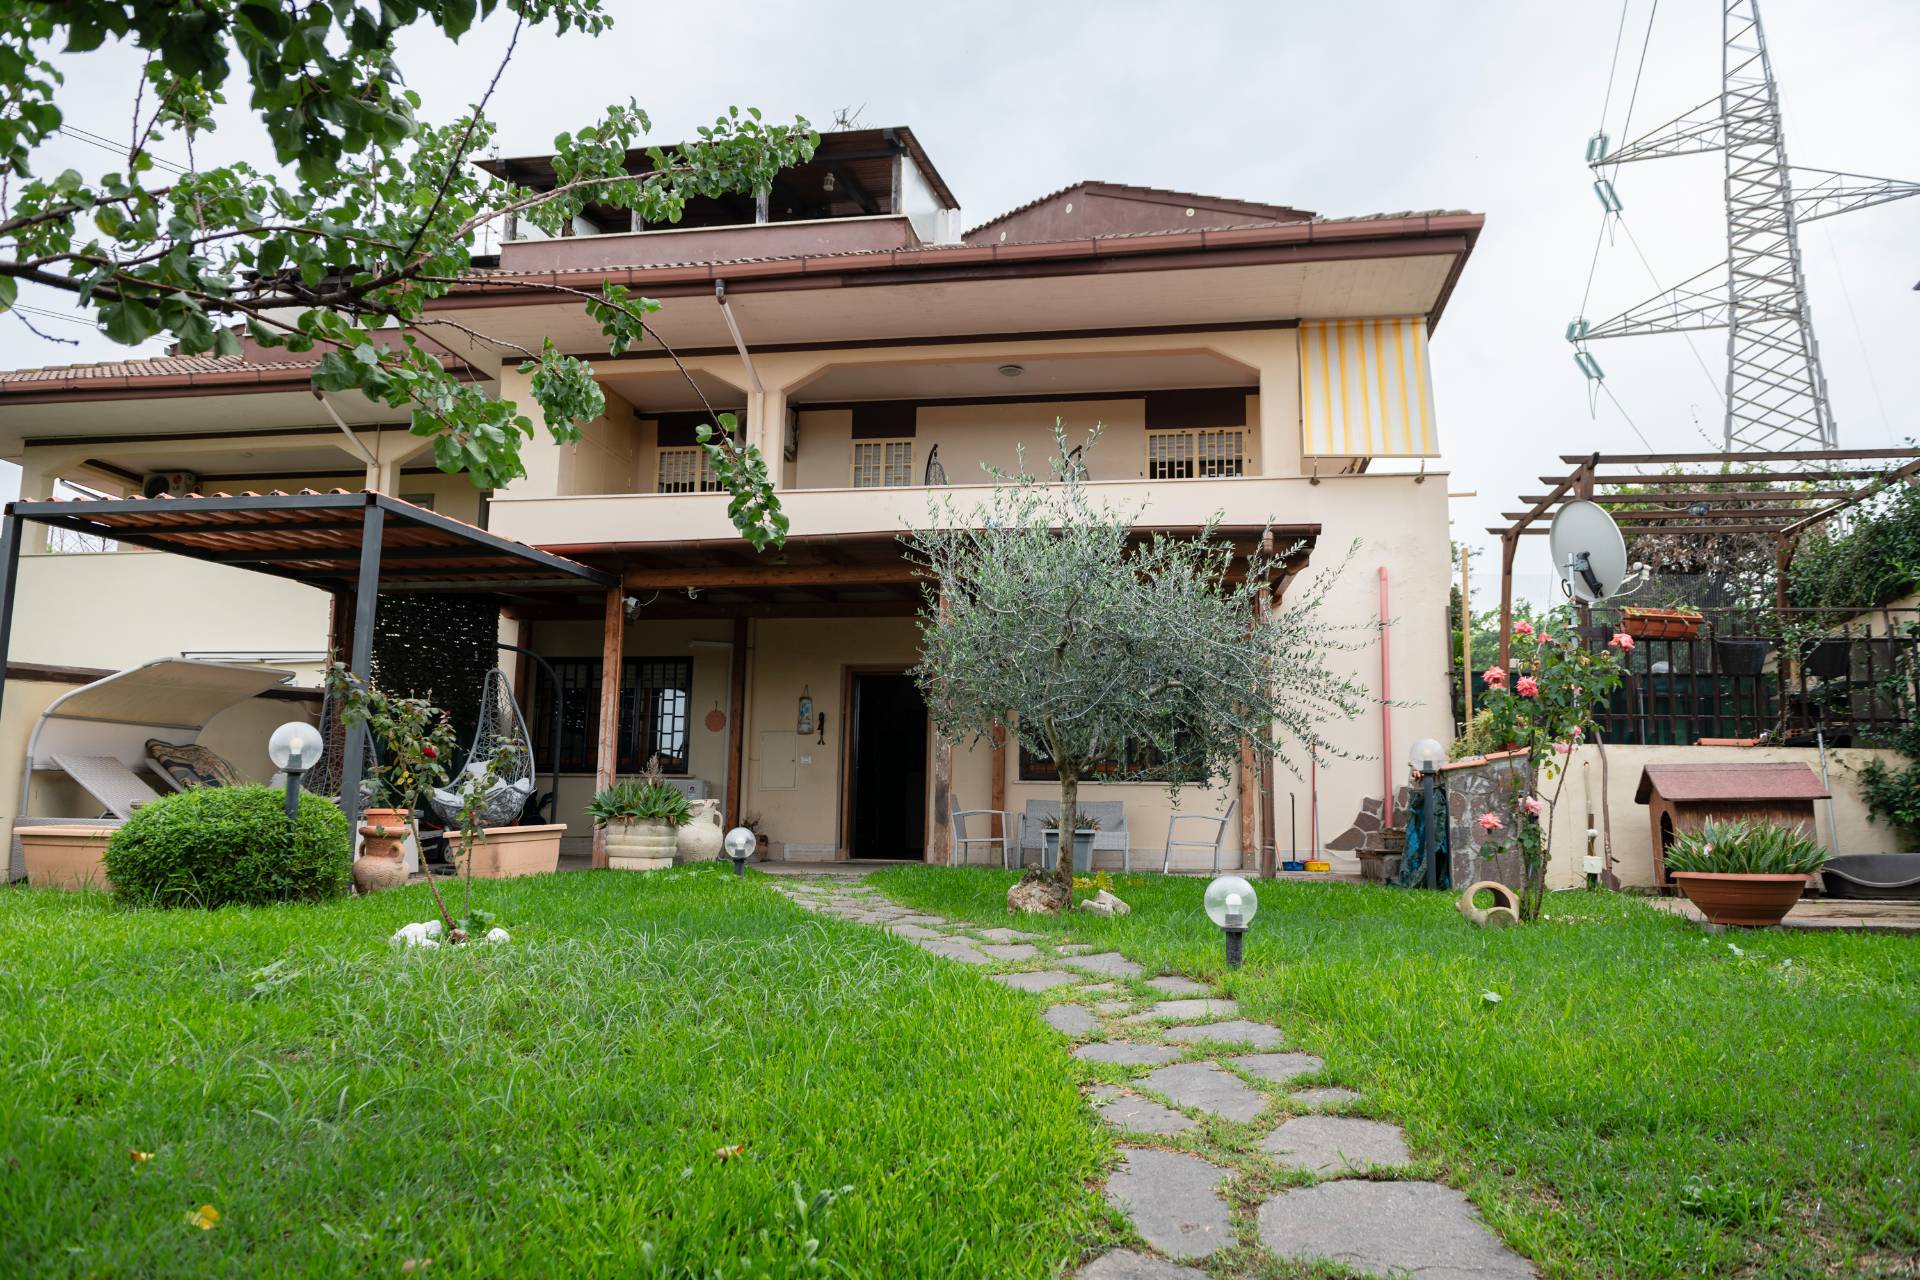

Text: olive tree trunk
xmin=1056 ymin=772 xmax=1080 ymax=890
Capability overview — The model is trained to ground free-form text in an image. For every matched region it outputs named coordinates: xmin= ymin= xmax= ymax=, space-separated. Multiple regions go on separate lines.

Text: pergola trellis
xmin=1488 ymin=447 xmax=1920 ymax=669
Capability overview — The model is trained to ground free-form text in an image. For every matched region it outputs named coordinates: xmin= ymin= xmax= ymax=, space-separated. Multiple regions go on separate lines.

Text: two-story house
xmin=0 ymin=125 xmax=1477 ymax=872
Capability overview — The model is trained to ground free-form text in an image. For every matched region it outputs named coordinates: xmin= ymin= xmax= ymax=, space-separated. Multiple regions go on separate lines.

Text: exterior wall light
xmin=723 ymin=826 xmax=757 ymax=877
xmin=268 ymin=720 xmax=324 ymax=824
xmin=1203 ymin=874 xmax=1257 ymax=968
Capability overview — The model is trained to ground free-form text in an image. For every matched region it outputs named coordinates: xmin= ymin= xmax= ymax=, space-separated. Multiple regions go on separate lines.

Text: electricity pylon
xmin=1569 ymin=0 xmax=1919 ymax=452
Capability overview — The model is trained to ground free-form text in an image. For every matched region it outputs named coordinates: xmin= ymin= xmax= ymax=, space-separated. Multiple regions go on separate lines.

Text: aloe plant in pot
xmin=1665 ymin=818 xmax=1829 ymax=927
xmin=590 ymin=756 xmax=691 ymax=872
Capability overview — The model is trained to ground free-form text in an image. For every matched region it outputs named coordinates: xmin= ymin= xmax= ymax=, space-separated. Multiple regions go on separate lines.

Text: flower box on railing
xmin=1621 ymin=607 xmax=1701 ymax=641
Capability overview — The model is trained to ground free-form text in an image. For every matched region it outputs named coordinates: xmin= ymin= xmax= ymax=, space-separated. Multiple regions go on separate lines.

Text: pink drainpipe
xmin=1378 ymin=567 xmax=1393 ymax=829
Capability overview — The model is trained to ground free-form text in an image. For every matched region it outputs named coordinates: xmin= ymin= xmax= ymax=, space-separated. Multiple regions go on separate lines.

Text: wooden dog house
xmin=1634 ymin=762 xmax=1829 ymax=891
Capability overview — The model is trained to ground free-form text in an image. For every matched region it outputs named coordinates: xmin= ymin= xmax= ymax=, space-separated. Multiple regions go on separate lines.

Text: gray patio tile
xmin=1138 ymin=1061 xmax=1268 ymax=1123
xmin=897 ymin=914 xmax=952 ymax=927
xmin=989 ymin=969 xmax=1079 ymax=992
xmin=1145 ymin=975 xmax=1211 ymax=996
xmin=1091 ymin=1085 xmax=1196 ymax=1135
xmin=980 ymin=942 xmax=1041 ymax=961
xmin=1104 ymin=1148 xmax=1234 ymax=1259
xmin=1123 ymin=998 xmax=1239 ymax=1023
xmin=1055 ymin=943 xmax=1096 ymax=954
xmin=975 ymin=926 xmax=1043 ymax=943
xmin=1072 ymin=1041 xmax=1183 ymax=1066
xmin=1161 ymin=1018 xmax=1285 ymax=1049
xmin=1256 ymin=1180 xmax=1535 ymax=1279
xmin=886 ymin=922 xmax=945 ymax=940
xmin=1077 ymin=982 xmax=1122 ymax=994
xmin=1291 ymin=1086 xmax=1363 ymax=1107
xmin=1078 ymin=1249 xmax=1208 ymax=1279
xmin=1066 ymin=951 xmax=1145 ymax=979
xmin=1042 ymin=1004 xmax=1101 ymax=1036
xmin=1260 ymin=1115 xmax=1411 ymax=1176
xmin=916 ymin=937 xmax=993 ymax=964
xmin=1095 ymin=999 xmax=1135 ymax=1015
xmin=1236 ymin=1052 xmax=1326 ymax=1085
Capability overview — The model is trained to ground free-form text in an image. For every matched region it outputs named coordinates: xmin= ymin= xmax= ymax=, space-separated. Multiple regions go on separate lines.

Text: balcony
xmin=499 ymin=213 xmax=923 ymax=274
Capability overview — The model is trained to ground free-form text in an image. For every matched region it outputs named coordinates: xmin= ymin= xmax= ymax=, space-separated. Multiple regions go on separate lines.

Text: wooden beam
xmin=1778 ymin=453 xmax=1920 ymax=540
xmin=1548 ymin=470 xmax=1897 ymax=485
xmin=623 ymin=562 xmax=927 ymax=590
xmin=1500 ymin=509 xmax=1811 ymax=522
xmin=1561 ymin=447 xmax=1919 ymax=465
xmin=725 ymin=617 xmax=748 ymax=828
xmin=591 ymin=588 xmax=624 ymax=869
xmin=1238 ymin=737 xmax=1258 ymax=868
xmin=1519 ymin=489 xmax=1861 ymax=504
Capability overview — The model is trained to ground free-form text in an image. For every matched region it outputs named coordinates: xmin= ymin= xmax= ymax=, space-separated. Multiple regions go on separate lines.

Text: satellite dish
xmin=1549 ymin=500 xmax=1633 ymax=603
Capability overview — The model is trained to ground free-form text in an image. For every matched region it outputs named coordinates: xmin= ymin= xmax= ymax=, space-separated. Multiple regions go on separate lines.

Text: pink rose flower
xmin=1522 ymin=796 xmax=1544 ymax=816
xmin=1477 ymin=812 xmax=1505 ymax=832
xmin=1482 ymin=666 xmax=1508 ymax=688
xmin=1513 ymin=621 xmax=1534 ymax=636
xmin=1554 ymin=741 xmax=1574 ymax=755
xmin=1609 ymin=632 xmax=1635 ymax=651
xmin=1516 ymin=676 xmax=1540 ymax=698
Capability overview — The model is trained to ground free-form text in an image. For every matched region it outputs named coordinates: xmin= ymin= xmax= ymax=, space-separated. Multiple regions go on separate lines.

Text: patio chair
xmin=1161 ymin=800 xmax=1237 ymax=874
xmin=951 ymin=809 xmax=1021 ymax=869
xmin=50 ymin=752 xmax=163 ymax=820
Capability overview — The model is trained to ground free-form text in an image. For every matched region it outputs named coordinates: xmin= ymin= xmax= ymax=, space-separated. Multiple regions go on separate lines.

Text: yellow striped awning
xmin=1299 ymin=317 xmax=1438 ymax=458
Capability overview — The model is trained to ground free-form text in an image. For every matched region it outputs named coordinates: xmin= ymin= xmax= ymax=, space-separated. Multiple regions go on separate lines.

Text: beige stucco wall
xmin=9 ymin=553 xmax=332 ymax=678
xmin=1534 ymin=743 xmax=1916 ymax=890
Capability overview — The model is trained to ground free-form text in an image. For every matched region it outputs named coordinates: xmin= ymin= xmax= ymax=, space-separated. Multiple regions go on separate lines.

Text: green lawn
xmin=870 ymin=867 xmax=1920 ymax=1279
xmin=0 ymin=868 xmax=1108 ymax=1278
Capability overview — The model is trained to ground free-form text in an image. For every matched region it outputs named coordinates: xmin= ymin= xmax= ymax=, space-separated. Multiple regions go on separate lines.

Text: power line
xmin=55 ymin=124 xmax=188 ymax=175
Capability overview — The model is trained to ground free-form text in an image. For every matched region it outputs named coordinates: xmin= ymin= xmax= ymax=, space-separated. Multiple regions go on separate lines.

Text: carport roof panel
xmin=4 ymin=490 xmax=618 ymax=594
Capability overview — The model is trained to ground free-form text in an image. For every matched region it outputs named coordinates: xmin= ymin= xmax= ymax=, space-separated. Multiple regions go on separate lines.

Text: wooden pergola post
xmin=724 ymin=617 xmax=747 ymax=827
xmin=591 ymin=587 xmax=625 ymax=869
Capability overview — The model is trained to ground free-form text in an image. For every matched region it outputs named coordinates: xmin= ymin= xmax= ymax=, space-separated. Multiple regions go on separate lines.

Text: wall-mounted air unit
xmin=140 ymin=471 xmax=199 ymax=499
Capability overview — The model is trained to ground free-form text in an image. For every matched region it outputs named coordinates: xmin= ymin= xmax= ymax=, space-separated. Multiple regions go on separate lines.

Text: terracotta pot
xmin=1671 ymin=872 xmax=1808 ymax=927
xmin=450 ymin=824 xmax=565 ymax=878
xmin=1622 ymin=608 xmax=1702 ymax=641
xmin=19 ymin=826 xmax=115 ymax=891
xmin=605 ymin=817 xmax=675 ymax=871
xmin=354 ymin=807 xmax=412 ymax=895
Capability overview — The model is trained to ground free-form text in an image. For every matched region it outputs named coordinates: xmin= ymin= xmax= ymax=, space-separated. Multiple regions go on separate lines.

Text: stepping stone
xmin=1146 ymin=975 xmax=1210 ymax=996
xmin=1079 ymin=1250 xmax=1208 ymax=1279
xmin=980 ymin=942 xmax=1041 ymax=961
xmin=990 ymin=969 xmax=1079 ymax=992
xmin=1095 ymin=1000 xmax=1134 ymax=1016
xmin=1162 ymin=1019 xmax=1285 ymax=1048
xmin=1236 ymin=1053 xmax=1325 ymax=1085
xmin=1124 ymin=999 xmax=1238 ymax=1024
xmin=1073 ymin=1041 xmax=1183 ymax=1066
xmin=1256 ymin=1180 xmax=1535 ymax=1279
xmin=1078 ymin=982 xmax=1121 ymax=994
xmin=918 ymin=938 xmax=993 ymax=965
xmin=1292 ymin=1086 xmax=1362 ymax=1108
xmin=1067 ymin=951 xmax=1144 ymax=979
xmin=1056 ymin=943 xmax=1096 ymax=955
xmin=1139 ymin=1061 xmax=1268 ymax=1123
xmin=976 ymin=926 xmax=1042 ymax=943
xmin=1104 ymin=1148 xmax=1234 ymax=1259
xmin=1091 ymin=1086 xmax=1195 ymax=1135
xmin=897 ymin=914 xmax=951 ymax=927
xmin=1260 ymin=1116 xmax=1411 ymax=1176
xmin=1042 ymin=1004 xmax=1100 ymax=1036
xmin=887 ymin=923 xmax=945 ymax=940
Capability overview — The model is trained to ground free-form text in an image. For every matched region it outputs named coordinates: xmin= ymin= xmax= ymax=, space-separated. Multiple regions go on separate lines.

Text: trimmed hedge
xmin=104 ymin=785 xmax=352 ymax=908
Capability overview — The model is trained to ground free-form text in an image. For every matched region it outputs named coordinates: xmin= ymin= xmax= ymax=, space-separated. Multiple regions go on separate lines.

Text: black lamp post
xmin=268 ymin=721 xmax=324 ymax=825
xmin=723 ymin=826 xmax=756 ymax=877
xmin=1204 ymin=875 xmax=1258 ymax=969
xmin=1408 ymin=738 xmax=1446 ymax=889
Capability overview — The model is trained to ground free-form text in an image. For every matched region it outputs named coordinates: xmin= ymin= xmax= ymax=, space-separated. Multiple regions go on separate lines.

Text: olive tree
xmin=0 ymin=1 xmax=809 ymax=546
xmin=905 ymin=427 xmax=1373 ymax=904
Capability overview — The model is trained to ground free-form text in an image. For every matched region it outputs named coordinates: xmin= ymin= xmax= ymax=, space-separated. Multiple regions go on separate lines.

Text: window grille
xmin=1146 ymin=427 xmax=1246 ymax=480
xmin=657 ymin=446 xmax=722 ymax=494
xmin=533 ymin=657 xmax=693 ymax=774
xmin=851 ymin=439 xmax=913 ymax=488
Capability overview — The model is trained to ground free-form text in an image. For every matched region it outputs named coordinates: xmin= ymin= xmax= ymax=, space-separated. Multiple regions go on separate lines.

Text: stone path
xmin=771 ymin=875 xmax=1536 ymax=1278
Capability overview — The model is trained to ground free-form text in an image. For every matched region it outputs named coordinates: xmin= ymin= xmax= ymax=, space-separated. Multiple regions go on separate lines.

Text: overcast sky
xmin=5 ymin=0 xmax=1916 ymax=606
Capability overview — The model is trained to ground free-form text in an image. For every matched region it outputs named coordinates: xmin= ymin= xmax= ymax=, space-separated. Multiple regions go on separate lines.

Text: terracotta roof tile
xmin=0 ymin=353 xmax=318 ymax=385
xmin=1634 ymin=762 xmax=1830 ymax=804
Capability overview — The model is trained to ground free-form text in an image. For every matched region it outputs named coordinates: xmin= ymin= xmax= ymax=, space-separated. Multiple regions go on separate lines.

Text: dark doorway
xmin=847 ymin=671 xmax=928 ymax=860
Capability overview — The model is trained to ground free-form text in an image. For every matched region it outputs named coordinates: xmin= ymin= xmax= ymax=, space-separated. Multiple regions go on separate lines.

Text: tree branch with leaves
xmin=0 ymin=0 xmax=809 ymax=547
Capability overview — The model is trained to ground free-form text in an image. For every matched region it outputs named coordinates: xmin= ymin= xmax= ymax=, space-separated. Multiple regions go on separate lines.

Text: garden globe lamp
xmin=1409 ymin=738 xmax=1445 ymax=890
xmin=723 ymin=826 xmax=757 ymax=877
xmin=268 ymin=721 xmax=324 ymax=823
xmin=1203 ymin=875 xmax=1257 ymax=968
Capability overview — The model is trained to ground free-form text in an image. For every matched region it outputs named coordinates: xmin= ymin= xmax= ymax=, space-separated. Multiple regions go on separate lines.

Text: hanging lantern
xmin=796 ymin=686 xmax=814 ymax=736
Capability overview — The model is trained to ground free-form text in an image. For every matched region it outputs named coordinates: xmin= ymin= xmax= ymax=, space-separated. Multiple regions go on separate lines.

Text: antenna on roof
xmin=831 ymin=103 xmax=867 ymax=131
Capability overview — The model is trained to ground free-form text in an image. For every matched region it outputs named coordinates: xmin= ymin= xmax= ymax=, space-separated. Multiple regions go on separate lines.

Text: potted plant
xmin=1712 ymin=632 xmax=1769 ymax=676
xmin=1665 ymin=818 xmax=1829 ymax=927
xmin=1041 ymin=811 xmax=1100 ymax=875
xmin=326 ymin=665 xmax=457 ymax=898
xmin=1803 ymin=636 xmax=1852 ymax=681
xmin=590 ymin=756 xmax=691 ymax=871
xmin=1622 ymin=606 xmax=1702 ymax=641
